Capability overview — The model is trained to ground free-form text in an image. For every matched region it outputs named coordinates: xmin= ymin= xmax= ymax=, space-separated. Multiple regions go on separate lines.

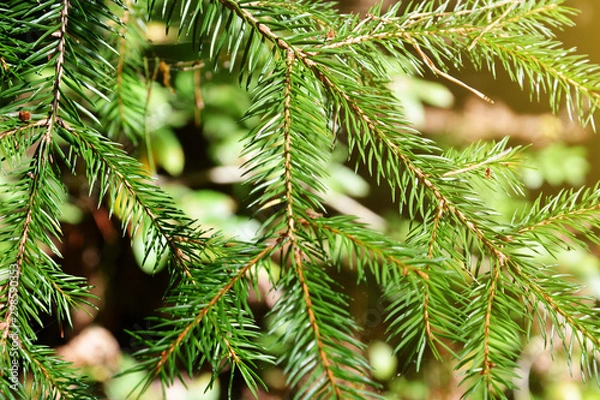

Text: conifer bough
xmin=1 ymin=0 xmax=600 ymax=399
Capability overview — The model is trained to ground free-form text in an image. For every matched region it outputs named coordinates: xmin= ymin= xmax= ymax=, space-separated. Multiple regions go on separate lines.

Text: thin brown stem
xmin=115 ymin=2 xmax=131 ymax=124
xmin=294 ymin=245 xmax=342 ymax=398
xmin=45 ymin=0 xmax=69 ymax=139
xmin=401 ymin=0 xmax=520 ymax=28
xmin=482 ymin=262 xmax=501 ymax=383
xmin=443 ymin=148 xmax=514 ymax=177
xmin=428 ymin=199 xmax=446 ymax=258
xmin=411 ymin=39 xmax=494 ymax=103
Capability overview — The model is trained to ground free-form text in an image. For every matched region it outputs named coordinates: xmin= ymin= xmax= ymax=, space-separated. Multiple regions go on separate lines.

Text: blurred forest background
xmin=42 ymin=0 xmax=600 ymax=399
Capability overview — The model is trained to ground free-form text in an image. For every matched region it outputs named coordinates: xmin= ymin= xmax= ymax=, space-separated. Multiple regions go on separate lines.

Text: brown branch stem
xmin=294 ymin=245 xmax=342 ymax=398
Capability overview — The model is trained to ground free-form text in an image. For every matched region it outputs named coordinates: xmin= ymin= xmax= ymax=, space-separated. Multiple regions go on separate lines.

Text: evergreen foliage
xmin=1 ymin=0 xmax=600 ymax=398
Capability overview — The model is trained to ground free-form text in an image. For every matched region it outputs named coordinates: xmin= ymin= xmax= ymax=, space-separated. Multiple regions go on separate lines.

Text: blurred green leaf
xmin=152 ymin=128 xmax=185 ymax=176
xmin=522 ymin=143 xmax=589 ymax=189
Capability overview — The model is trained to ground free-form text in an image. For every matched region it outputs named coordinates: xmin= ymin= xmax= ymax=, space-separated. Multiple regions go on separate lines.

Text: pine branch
xmin=101 ymin=1 xmax=148 ymax=143
xmin=241 ymin=50 xmax=330 ymax=226
xmin=1 ymin=2 xmax=105 ymax=391
xmin=3 ymin=0 xmax=600 ymax=398
xmin=20 ymin=344 xmax=97 ymax=399
xmin=510 ymin=260 xmax=600 ymax=383
xmin=271 ymin=245 xmax=378 ymax=399
xmin=510 ymin=184 xmax=600 ymax=251
xmin=63 ymin=126 xmax=209 ymax=278
xmin=443 ymin=138 xmax=522 ymax=179
xmin=305 ymin=215 xmax=429 ymax=282
xmin=304 ymin=215 xmax=461 ymax=374
xmin=127 ymin=243 xmax=276 ymax=396
xmin=0 ymin=1 xmax=208 ymax=395
xmin=168 ymin=1 xmax=600 ymax=397
xmin=241 ymin=46 xmax=380 ymax=395
xmin=471 ymin=36 xmax=600 ymax=127
xmin=458 ymin=265 xmax=523 ymax=398
xmin=169 ymin=0 xmax=500 ymax=261
xmin=385 ymin=264 xmax=465 ymax=367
